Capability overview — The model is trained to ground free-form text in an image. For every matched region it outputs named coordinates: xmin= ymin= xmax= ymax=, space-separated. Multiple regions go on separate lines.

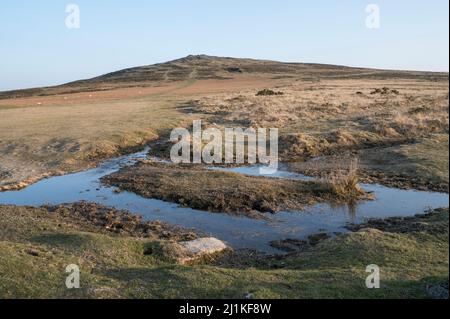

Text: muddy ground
xmin=346 ymin=207 xmax=449 ymax=235
xmin=0 ymin=55 xmax=448 ymax=298
xmin=0 ymin=202 xmax=197 ymax=242
xmin=101 ymin=162 xmax=370 ymax=218
xmin=1 ymin=56 xmax=448 ymax=194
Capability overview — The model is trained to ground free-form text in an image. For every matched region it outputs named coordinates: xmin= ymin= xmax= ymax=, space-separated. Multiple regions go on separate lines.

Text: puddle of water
xmin=208 ymin=164 xmax=314 ymax=181
xmin=0 ymin=149 xmax=448 ymax=253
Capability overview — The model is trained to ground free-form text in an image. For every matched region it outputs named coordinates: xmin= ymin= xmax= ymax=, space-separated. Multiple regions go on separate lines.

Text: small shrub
xmin=256 ymin=89 xmax=284 ymax=96
xmin=323 ymin=158 xmax=366 ymax=200
xmin=226 ymin=67 xmax=243 ymax=73
xmin=370 ymin=87 xmax=400 ymax=95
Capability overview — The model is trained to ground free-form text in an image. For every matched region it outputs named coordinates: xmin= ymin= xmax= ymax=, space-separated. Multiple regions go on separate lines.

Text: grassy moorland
xmin=0 ymin=203 xmax=447 ymax=299
xmin=0 ymin=92 xmax=189 ymax=191
xmin=0 ymin=56 xmax=448 ymax=299
xmin=185 ymin=77 xmax=449 ymax=192
xmin=0 ymin=56 xmax=448 ymax=193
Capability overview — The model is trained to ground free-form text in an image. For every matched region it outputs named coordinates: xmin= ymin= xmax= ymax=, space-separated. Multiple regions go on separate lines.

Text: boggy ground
xmin=0 ymin=203 xmax=447 ymax=298
xmin=101 ymin=162 xmax=369 ymax=218
xmin=0 ymin=56 xmax=448 ymax=299
xmin=171 ymin=78 xmax=449 ymax=192
xmin=1 ymin=56 xmax=448 ymax=193
xmin=0 ymin=202 xmax=197 ymax=242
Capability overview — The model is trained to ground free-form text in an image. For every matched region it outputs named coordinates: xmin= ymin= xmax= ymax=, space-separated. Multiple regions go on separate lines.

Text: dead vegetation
xmin=183 ymin=78 xmax=448 ymax=191
xmin=286 ymin=138 xmax=449 ymax=193
xmin=0 ymin=56 xmax=448 ymax=192
xmin=347 ymin=207 xmax=449 ymax=236
xmin=0 ymin=92 xmax=191 ymax=191
xmin=101 ymin=162 xmax=370 ymax=217
xmin=322 ymin=158 xmax=365 ymax=200
xmin=256 ymin=89 xmax=284 ymax=96
xmin=370 ymin=87 xmax=400 ymax=95
xmin=191 ymin=82 xmax=448 ymax=143
xmin=0 ymin=202 xmax=197 ymax=242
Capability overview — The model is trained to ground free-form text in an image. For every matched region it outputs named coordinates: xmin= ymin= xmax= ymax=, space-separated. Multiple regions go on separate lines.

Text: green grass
xmin=0 ymin=205 xmax=447 ymax=299
xmin=394 ymin=134 xmax=449 ymax=183
xmin=359 ymin=134 xmax=449 ymax=191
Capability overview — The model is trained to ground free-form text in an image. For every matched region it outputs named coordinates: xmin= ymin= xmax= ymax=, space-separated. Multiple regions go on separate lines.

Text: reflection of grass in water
xmin=322 ymin=158 xmax=366 ymax=201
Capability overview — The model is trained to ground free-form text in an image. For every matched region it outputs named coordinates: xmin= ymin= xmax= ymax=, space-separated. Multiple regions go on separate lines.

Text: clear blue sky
xmin=1 ymin=0 xmax=448 ymax=91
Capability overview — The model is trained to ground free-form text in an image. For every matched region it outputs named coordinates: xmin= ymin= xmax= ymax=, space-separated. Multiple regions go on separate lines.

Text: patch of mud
xmin=346 ymin=208 xmax=449 ymax=236
xmin=101 ymin=162 xmax=370 ymax=217
xmin=211 ymin=249 xmax=286 ymax=269
xmin=43 ymin=201 xmax=197 ymax=241
xmin=361 ymin=170 xmax=449 ymax=193
xmin=270 ymin=232 xmax=332 ymax=252
xmin=270 ymin=239 xmax=309 ymax=252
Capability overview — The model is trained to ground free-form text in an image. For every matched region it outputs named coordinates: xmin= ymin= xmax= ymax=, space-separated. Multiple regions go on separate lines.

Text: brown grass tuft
xmin=322 ymin=158 xmax=366 ymax=200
